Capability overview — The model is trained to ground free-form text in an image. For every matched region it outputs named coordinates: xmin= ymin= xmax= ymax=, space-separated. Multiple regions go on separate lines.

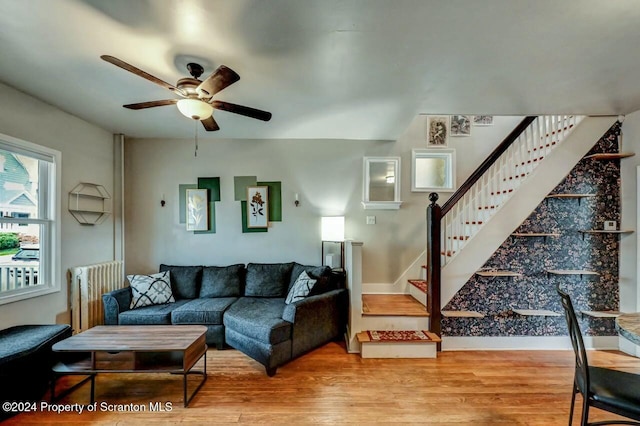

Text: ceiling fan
xmin=100 ymin=55 xmax=272 ymax=131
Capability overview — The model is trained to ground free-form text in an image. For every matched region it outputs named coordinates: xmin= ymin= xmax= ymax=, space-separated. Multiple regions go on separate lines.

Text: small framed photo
xmin=450 ymin=115 xmax=471 ymax=137
xmin=473 ymin=115 xmax=494 ymax=126
xmin=186 ymin=189 xmax=208 ymax=231
xmin=427 ymin=116 xmax=449 ymax=147
xmin=604 ymin=221 xmax=617 ymax=231
xmin=247 ymin=186 xmax=269 ymax=228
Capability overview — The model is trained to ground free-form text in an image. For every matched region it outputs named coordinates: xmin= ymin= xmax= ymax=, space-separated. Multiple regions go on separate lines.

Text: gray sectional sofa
xmin=102 ymin=262 xmax=346 ymax=376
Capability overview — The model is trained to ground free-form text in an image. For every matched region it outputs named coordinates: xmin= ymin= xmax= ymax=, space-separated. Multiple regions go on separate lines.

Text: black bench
xmin=0 ymin=324 xmax=71 ymax=420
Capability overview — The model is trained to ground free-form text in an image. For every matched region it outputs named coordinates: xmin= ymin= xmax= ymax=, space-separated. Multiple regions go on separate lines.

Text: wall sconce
xmin=321 ymin=216 xmax=345 ymax=271
xmin=294 ymin=193 xmax=300 ymax=207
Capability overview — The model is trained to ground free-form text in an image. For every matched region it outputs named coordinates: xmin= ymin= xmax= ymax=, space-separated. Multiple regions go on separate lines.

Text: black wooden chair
xmin=557 ymin=287 xmax=640 ymax=426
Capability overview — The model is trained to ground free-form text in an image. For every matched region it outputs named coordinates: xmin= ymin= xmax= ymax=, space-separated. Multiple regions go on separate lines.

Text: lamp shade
xmin=177 ymin=99 xmax=214 ymax=120
xmin=321 ymin=216 xmax=345 ymax=241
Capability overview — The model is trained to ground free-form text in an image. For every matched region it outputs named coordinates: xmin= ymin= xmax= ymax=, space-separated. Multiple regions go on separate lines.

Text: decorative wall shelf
xmin=581 ymin=310 xmax=621 ymax=318
xmin=545 ymin=194 xmax=596 ymax=199
xmin=583 ymin=153 xmax=635 ymax=160
xmin=513 ymin=309 xmax=561 ymax=317
xmin=475 ymin=271 xmax=522 ymax=277
xmin=68 ymin=183 xmax=111 ymax=225
xmin=442 ymin=310 xmax=485 ymax=318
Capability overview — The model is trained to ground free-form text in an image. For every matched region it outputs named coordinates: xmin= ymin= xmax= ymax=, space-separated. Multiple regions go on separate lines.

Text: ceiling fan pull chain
xmin=194 ymin=120 xmax=198 ymax=157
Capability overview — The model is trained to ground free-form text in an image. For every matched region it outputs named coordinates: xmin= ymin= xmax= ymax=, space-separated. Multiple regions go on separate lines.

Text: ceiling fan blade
xmin=196 ymin=66 xmax=240 ymax=99
xmin=211 ymin=101 xmax=272 ymax=121
xmin=201 ymin=116 xmax=220 ymax=131
xmin=101 ymin=55 xmax=185 ymax=96
xmin=123 ymin=99 xmax=178 ymax=110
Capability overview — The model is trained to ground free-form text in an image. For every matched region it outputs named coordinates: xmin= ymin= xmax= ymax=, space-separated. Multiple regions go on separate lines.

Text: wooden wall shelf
xmin=512 ymin=309 xmax=561 ymax=317
xmin=545 ymin=194 xmax=596 ymax=199
xmin=579 ymin=230 xmax=634 ymax=235
xmin=442 ymin=310 xmax=485 ymax=318
xmin=546 ymin=269 xmax=599 ymax=277
xmin=475 ymin=271 xmax=522 ymax=277
xmin=583 ymin=153 xmax=635 ymax=160
xmin=581 ymin=311 xmax=621 ymax=318
xmin=512 ymin=232 xmax=560 ymax=238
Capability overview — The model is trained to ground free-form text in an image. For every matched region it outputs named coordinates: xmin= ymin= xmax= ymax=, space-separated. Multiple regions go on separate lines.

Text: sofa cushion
xmin=285 ymin=270 xmax=317 ymax=304
xmin=171 ymin=297 xmax=238 ymax=325
xmin=128 ymin=271 xmax=175 ymax=309
xmin=118 ymin=300 xmax=190 ymax=325
xmin=159 ymin=264 xmax=202 ymax=299
xmin=245 ymin=263 xmax=294 ymax=297
xmin=223 ymin=297 xmax=291 ymax=344
xmin=200 ymin=264 xmax=244 ymax=298
xmin=288 ymin=263 xmax=332 ymax=294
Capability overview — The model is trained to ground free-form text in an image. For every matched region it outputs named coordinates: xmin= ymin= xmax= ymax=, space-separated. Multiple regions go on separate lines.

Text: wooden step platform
xmin=408 ymin=279 xmax=427 ymax=293
xmin=362 ymin=294 xmax=429 ymax=317
xmin=357 ymin=330 xmax=440 ymax=358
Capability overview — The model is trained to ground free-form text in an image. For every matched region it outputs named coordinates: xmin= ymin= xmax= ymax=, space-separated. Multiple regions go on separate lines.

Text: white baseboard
xmin=442 ymin=335 xmax=620 ymax=351
xmin=619 ymin=337 xmax=640 ymax=357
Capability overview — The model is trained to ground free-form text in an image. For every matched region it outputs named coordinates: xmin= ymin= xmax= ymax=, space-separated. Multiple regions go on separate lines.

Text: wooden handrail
xmin=441 ymin=116 xmax=536 ymax=215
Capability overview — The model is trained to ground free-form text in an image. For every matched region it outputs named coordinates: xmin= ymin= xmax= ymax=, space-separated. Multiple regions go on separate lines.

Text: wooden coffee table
xmin=51 ymin=325 xmax=207 ymax=407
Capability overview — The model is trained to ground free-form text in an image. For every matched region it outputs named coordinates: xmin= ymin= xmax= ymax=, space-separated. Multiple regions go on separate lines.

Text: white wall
xmin=125 ymin=115 xmax=523 ymax=284
xmin=621 ymin=113 xmax=640 ymax=314
xmin=0 ymin=82 xmax=115 ymax=327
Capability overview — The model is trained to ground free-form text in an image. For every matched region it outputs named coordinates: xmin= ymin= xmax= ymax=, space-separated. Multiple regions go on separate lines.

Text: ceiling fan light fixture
xmin=177 ymin=98 xmax=213 ymax=120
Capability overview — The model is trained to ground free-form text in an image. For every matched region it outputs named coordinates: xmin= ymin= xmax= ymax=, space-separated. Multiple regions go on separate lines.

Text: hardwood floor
xmin=7 ymin=342 xmax=640 ymax=425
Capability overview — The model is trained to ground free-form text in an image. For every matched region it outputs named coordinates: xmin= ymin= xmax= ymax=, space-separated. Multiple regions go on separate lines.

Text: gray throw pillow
xmin=288 ymin=263 xmax=331 ymax=292
xmin=245 ymin=263 xmax=294 ymax=297
xmin=159 ymin=264 xmax=202 ymax=299
xmin=200 ymin=264 xmax=244 ymax=298
xmin=128 ymin=271 xmax=175 ymax=309
xmin=285 ymin=271 xmax=317 ymax=304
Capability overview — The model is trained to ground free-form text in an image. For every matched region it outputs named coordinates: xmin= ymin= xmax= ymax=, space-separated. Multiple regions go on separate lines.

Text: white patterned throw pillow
xmin=128 ymin=271 xmax=175 ymax=309
xmin=285 ymin=270 xmax=317 ymax=304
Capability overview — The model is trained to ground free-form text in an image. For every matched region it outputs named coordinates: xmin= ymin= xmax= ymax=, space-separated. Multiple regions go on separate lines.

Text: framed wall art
xmin=247 ymin=186 xmax=269 ymax=228
xmin=450 ymin=115 xmax=471 ymax=137
xmin=473 ymin=115 xmax=494 ymax=126
xmin=427 ymin=116 xmax=449 ymax=147
xmin=186 ymin=188 xmax=208 ymax=231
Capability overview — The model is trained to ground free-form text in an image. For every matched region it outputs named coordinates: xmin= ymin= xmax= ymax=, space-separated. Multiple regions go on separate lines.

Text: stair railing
xmin=425 ymin=115 xmax=583 ymax=344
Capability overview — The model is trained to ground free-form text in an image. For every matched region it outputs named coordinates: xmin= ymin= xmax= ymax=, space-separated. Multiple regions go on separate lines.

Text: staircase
xmin=345 ymin=115 xmax=619 ymax=357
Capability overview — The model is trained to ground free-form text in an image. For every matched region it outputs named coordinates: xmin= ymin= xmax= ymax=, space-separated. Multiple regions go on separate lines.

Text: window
xmin=0 ymin=132 xmax=60 ymax=305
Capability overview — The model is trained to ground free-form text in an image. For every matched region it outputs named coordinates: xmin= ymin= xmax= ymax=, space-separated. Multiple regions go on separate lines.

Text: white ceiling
xmin=0 ymin=0 xmax=639 ymax=140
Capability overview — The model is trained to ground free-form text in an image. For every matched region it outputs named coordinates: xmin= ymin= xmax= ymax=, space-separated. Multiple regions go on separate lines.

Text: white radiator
xmin=70 ymin=260 xmax=124 ymax=333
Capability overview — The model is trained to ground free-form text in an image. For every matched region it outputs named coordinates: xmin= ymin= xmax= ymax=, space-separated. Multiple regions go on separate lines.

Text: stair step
xmin=503 ymin=172 xmax=528 ymax=181
xmin=529 ymin=140 xmax=557 ymax=153
xmin=490 ymin=189 xmax=513 ymax=196
xmin=362 ymin=294 xmax=429 ymax=317
xmin=515 ymin=156 xmax=544 ymax=167
xmin=408 ymin=279 xmax=427 ymax=293
xmin=357 ymin=330 xmax=441 ymax=343
xmin=357 ymin=330 xmax=440 ymax=358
